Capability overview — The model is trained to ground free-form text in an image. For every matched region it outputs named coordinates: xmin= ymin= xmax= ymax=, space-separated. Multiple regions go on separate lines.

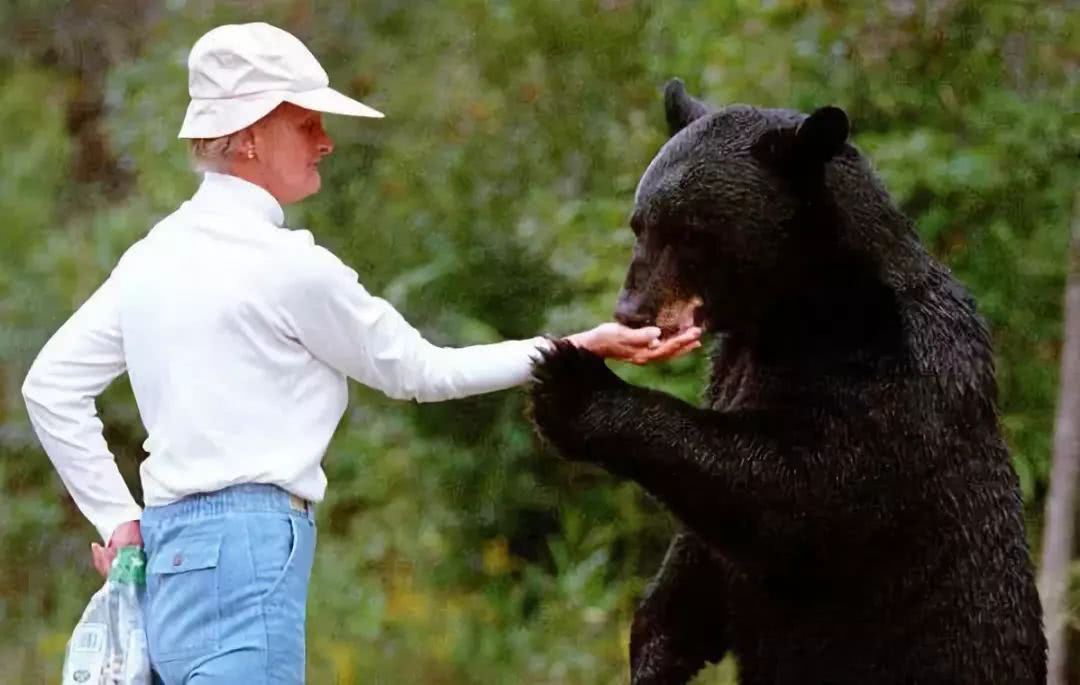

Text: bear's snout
xmin=614 ymin=290 xmax=654 ymax=329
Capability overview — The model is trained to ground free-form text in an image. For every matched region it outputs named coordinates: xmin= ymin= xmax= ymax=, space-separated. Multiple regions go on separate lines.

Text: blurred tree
xmin=1040 ymin=191 xmax=1080 ymax=685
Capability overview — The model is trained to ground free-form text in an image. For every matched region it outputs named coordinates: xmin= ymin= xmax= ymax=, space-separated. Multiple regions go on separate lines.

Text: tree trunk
xmin=1040 ymin=189 xmax=1080 ymax=685
xmin=2 ymin=0 xmax=163 ymax=201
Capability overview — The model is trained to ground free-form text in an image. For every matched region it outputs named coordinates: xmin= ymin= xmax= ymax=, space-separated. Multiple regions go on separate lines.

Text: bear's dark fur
xmin=529 ymin=80 xmax=1046 ymax=685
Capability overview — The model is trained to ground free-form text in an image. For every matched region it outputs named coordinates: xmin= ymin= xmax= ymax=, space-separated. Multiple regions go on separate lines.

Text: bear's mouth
xmin=655 ymin=296 xmax=705 ymax=340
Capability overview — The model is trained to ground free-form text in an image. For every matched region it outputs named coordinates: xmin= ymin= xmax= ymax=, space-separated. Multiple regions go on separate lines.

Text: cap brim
xmin=284 ymin=87 xmax=384 ymax=119
xmin=178 ymin=87 xmax=384 ymax=139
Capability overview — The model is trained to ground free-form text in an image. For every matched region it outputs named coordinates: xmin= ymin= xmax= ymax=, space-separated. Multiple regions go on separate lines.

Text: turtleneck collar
xmin=189 ymin=171 xmax=286 ymax=227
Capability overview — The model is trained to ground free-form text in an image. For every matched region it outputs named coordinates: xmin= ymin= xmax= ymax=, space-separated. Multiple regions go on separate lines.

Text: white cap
xmin=178 ymin=22 xmax=384 ymax=139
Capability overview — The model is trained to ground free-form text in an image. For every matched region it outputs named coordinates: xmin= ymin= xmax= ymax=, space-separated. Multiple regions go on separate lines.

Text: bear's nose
xmin=614 ymin=295 xmax=654 ymax=329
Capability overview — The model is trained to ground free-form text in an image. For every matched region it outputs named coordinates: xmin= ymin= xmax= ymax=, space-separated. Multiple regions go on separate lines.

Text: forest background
xmin=0 ymin=1 xmax=1077 ymax=683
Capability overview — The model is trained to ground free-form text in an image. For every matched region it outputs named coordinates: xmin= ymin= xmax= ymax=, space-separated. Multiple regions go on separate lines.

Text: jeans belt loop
xmin=288 ymin=494 xmax=308 ymax=514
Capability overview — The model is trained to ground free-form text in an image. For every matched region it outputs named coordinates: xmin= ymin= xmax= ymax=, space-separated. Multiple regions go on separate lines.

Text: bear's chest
xmin=705 ymin=339 xmax=761 ymax=411
xmin=706 ymin=367 xmax=754 ymax=411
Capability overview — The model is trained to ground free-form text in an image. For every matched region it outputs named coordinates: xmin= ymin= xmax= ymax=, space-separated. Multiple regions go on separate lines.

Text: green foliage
xmin=0 ymin=1 xmax=1075 ymax=682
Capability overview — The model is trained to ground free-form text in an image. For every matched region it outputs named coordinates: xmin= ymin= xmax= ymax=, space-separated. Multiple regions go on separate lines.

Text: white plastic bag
xmin=61 ymin=546 xmax=151 ymax=685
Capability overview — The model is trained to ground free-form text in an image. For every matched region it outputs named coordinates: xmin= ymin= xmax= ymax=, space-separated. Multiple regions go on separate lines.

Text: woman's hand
xmin=565 ymin=323 xmax=702 ymax=365
xmin=91 ymin=520 xmax=143 ymax=578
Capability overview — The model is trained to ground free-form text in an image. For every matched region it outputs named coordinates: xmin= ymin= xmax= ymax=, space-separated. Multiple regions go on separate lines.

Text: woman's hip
xmin=140 ymin=484 xmax=317 ymax=684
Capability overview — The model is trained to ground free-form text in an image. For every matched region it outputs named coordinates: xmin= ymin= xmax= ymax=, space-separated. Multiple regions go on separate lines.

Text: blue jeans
xmin=140 ymin=484 xmax=317 ymax=684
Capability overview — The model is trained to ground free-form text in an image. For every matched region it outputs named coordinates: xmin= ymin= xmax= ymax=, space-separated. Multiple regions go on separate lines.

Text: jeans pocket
xmin=255 ymin=515 xmax=300 ymax=607
xmin=145 ymin=526 xmax=223 ymax=662
xmin=254 ymin=515 xmax=315 ymax=685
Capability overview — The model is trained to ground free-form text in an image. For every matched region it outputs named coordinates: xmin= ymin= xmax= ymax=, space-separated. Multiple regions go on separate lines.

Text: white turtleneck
xmin=22 ymin=172 xmax=551 ymax=542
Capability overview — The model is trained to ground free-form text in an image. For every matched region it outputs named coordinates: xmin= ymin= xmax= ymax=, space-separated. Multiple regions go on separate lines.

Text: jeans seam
xmin=262 ymin=514 xmax=299 ymax=682
xmin=262 ymin=514 xmax=300 ymax=608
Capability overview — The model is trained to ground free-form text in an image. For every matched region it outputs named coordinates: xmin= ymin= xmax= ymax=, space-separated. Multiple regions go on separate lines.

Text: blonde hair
xmin=188 ymin=132 xmax=244 ymax=173
xmin=187 ymin=105 xmax=292 ymax=172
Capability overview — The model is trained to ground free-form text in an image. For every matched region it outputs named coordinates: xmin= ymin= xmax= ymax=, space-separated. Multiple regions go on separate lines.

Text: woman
xmin=21 ymin=22 xmax=700 ymax=684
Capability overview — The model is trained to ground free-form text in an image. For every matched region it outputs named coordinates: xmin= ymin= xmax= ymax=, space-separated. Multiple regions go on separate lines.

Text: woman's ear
xmin=232 ymin=126 xmax=257 ymax=161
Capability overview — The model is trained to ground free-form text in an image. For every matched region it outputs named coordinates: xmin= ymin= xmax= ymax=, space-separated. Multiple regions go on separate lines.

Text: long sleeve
xmin=281 ymin=247 xmax=553 ymax=402
xmin=21 ymin=275 xmax=141 ymax=543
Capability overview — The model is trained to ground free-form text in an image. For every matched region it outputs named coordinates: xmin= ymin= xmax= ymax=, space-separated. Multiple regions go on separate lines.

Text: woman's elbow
xmin=20 ymin=356 xmax=65 ymax=415
xmin=21 ymin=362 xmax=47 ymax=408
xmin=395 ymin=348 xmax=465 ymax=403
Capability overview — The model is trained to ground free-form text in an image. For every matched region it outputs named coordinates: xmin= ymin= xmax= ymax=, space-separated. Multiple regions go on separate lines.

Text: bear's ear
xmin=793 ymin=106 xmax=849 ymax=164
xmin=664 ymin=78 xmax=710 ymax=137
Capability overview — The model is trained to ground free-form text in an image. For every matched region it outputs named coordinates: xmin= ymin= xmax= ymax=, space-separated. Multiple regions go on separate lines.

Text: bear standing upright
xmin=529 ymin=80 xmax=1046 ymax=685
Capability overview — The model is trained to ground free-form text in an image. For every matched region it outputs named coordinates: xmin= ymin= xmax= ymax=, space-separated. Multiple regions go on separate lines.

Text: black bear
xmin=529 ymin=80 xmax=1046 ymax=685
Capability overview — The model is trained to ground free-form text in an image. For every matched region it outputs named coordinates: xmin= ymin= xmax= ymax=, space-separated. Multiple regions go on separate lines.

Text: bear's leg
xmin=630 ymin=531 xmax=731 ymax=685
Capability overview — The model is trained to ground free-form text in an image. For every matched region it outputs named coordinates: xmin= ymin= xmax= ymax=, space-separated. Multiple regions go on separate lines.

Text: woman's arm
xmin=21 ymin=275 xmax=142 ymax=544
xmin=280 ymin=247 xmax=699 ymax=402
